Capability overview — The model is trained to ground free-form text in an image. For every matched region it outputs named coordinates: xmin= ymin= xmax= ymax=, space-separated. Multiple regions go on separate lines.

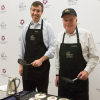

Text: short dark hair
xmin=31 ymin=1 xmax=43 ymax=12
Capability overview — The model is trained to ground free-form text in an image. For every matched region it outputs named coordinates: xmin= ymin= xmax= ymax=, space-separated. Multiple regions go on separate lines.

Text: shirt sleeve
xmin=19 ymin=24 xmax=28 ymax=59
xmin=44 ymin=23 xmax=56 ymax=59
xmin=55 ymin=40 xmax=60 ymax=75
xmin=84 ymin=32 xmax=99 ymax=74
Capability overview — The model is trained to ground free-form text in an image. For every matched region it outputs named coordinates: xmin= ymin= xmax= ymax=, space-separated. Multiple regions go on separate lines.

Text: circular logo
xmin=1 ymin=36 xmax=5 ymax=41
xmin=42 ymin=0 xmax=48 ymax=4
xmin=2 ymin=69 xmax=6 ymax=73
xmin=1 ymin=5 xmax=5 ymax=10
xmin=20 ymin=19 xmax=24 ymax=25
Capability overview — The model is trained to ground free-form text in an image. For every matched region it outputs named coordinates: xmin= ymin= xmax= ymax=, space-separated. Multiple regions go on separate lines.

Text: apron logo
xmin=35 ymin=31 xmax=38 ymax=32
xmin=30 ymin=35 xmax=35 ymax=41
xmin=66 ymin=51 xmax=73 ymax=58
xmin=71 ymin=45 xmax=77 ymax=47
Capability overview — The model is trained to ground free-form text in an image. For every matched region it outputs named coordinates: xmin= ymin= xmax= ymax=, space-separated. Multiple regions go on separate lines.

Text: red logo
xmin=42 ymin=0 xmax=48 ymax=4
xmin=2 ymin=69 xmax=6 ymax=73
xmin=20 ymin=19 xmax=24 ymax=25
xmin=1 ymin=36 xmax=5 ymax=41
xmin=1 ymin=5 xmax=5 ymax=10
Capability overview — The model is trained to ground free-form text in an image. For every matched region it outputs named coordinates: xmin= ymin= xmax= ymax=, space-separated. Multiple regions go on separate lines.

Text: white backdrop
xmin=0 ymin=0 xmax=100 ymax=100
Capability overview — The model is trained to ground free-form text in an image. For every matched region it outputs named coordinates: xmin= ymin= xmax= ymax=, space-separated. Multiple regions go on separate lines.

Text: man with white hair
xmin=55 ymin=8 xmax=99 ymax=100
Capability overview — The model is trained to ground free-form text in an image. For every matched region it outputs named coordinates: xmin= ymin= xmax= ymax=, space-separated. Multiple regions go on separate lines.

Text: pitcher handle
xmin=16 ymin=78 xmax=21 ymax=89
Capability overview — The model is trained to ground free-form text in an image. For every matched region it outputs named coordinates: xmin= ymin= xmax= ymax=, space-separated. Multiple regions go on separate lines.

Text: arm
xmin=44 ymin=23 xmax=56 ymax=59
xmin=55 ymin=40 xmax=60 ymax=86
xmin=19 ymin=24 xmax=29 ymax=59
xmin=55 ymin=76 xmax=59 ymax=87
xmin=19 ymin=64 xmax=23 ymax=76
xmin=19 ymin=24 xmax=29 ymax=75
xmin=32 ymin=23 xmax=56 ymax=67
xmin=78 ymin=32 xmax=99 ymax=80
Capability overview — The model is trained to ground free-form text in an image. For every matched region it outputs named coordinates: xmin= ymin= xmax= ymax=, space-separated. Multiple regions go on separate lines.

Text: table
xmin=0 ymin=90 xmax=8 ymax=99
xmin=0 ymin=91 xmax=72 ymax=100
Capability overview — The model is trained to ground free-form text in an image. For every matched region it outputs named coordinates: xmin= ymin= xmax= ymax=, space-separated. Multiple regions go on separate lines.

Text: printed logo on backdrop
xmin=1 ymin=35 xmax=5 ymax=41
xmin=0 ymin=21 xmax=6 ymax=30
xmin=42 ymin=0 xmax=51 ymax=8
xmin=20 ymin=19 xmax=24 ymax=25
xmin=42 ymin=0 xmax=48 ymax=4
xmin=96 ymin=88 xmax=100 ymax=92
xmin=2 ymin=69 xmax=6 ymax=73
xmin=0 ymin=5 xmax=7 ymax=14
xmin=19 ymin=2 xmax=26 ymax=11
xmin=97 ymin=42 xmax=100 ymax=44
xmin=1 ymin=5 xmax=5 ymax=10
xmin=18 ymin=19 xmax=25 ymax=29
xmin=67 ymin=0 xmax=78 ymax=6
xmin=1 ymin=52 xmax=7 ymax=60
xmin=0 ymin=35 xmax=7 ymax=44
xmin=0 ymin=69 xmax=8 ymax=77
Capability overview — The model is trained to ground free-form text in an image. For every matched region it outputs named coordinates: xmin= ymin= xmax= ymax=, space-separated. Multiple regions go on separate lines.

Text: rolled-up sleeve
xmin=44 ymin=23 xmax=56 ymax=59
xmin=55 ymin=40 xmax=60 ymax=74
xmin=19 ymin=24 xmax=29 ymax=59
xmin=84 ymin=32 xmax=99 ymax=74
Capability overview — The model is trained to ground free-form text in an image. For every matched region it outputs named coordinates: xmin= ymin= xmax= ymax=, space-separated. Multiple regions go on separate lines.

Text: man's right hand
xmin=19 ymin=64 xmax=23 ymax=76
xmin=55 ymin=76 xmax=59 ymax=87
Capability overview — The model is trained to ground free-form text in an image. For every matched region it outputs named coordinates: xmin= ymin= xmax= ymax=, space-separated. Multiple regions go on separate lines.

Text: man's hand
xmin=55 ymin=76 xmax=59 ymax=87
xmin=32 ymin=59 xmax=42 ymax=67
xmin=32 ymin=56 xmax=49 ymax=67
xmin=78 ymin=70 xmax=88 ymax=80
xmin=19 ymin=64 xmax=23 ymax=76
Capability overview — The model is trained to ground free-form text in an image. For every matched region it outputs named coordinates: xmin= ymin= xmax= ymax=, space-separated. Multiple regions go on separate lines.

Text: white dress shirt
xmin=19 ymin=18 xmax=56 ymax=59
xmin=55 ymin=27 xmax=99 ymax=75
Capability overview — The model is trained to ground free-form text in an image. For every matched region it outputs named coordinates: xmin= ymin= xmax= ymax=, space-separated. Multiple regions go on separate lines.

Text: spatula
xmin=18 ymin=59 xmax=31 ymax=66
xmin=61 ymin=75 xmax=81 ymax=83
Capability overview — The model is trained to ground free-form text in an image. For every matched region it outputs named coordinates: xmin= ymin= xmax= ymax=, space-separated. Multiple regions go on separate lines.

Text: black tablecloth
xmin=1 ymin=91 xmax=71 ymax=100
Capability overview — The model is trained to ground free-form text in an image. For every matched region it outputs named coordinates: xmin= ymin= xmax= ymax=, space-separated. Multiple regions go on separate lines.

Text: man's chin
xmin=32 ymin=19 xmax=39 ymax=23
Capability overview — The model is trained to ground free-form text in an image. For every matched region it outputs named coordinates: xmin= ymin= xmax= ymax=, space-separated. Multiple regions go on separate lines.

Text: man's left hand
xmin=78 ymin=70 xmax=88 ymax=80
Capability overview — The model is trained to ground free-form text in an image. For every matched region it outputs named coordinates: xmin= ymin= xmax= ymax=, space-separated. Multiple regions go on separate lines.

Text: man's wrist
xmin=40 ymin=56 xmax=49 ymax=63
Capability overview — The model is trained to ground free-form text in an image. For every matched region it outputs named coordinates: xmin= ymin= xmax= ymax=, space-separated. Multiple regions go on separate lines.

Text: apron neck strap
xmin=62 ymin=26 xmax=80 ymax=43
xmin=76 ymin=26 xmax=80 ymax=43
xmin=62 ymin=32 xmax=66 ymax=43
xmin=41 ymin=19 xmax=43 ymax=30
xmin=28 ymin=19 xmax=43 ymax=30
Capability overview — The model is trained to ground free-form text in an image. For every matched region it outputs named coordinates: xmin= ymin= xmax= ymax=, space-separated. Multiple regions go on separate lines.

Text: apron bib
xmin=58 ymin=26 xmax=89 ymax=100
xmin=23 ymin=20 xmax=50 ymax=81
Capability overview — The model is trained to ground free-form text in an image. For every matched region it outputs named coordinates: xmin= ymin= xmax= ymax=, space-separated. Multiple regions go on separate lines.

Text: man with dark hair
xmin=31 ymin=1 xmax=43 ymax=11
xmin=55 ymin=8 xmax=99 ymax=100
xmin=19 ymin=1 xmax=56 ymax=93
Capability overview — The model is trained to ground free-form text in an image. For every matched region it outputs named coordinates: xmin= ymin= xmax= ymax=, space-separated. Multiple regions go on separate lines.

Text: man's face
xmin=62 ymin=14 xmax=77 ymax=34
xmin=30 ymin=5 xmax=43 ymax=23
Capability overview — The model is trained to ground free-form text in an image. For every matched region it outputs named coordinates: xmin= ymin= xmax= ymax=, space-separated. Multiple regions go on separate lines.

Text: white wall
xmin=0 ymin=0 xmax=100 ymax=100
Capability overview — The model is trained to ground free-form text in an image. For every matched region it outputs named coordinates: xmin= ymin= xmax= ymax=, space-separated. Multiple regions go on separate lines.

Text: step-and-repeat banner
xmin=0 ymin=0 xmax=100 ymax=100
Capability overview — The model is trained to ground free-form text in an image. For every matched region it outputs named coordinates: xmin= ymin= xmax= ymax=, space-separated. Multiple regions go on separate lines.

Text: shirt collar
xmin=65 ymin=29 xmax=76 ymax=36
xmin=30 ymin=18 xmax=42 ymax=25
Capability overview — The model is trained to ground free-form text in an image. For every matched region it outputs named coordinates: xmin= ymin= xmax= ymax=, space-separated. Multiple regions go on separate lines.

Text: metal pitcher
xmin=7 ymin=76 xmax=20 ymax=95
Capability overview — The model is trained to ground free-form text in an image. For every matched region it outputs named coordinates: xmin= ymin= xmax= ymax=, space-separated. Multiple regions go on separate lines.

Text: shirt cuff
xmin=56 ymin=68 xmax=59 ymax=75
xmin=84 ymin=66 xmax=91 ymax=75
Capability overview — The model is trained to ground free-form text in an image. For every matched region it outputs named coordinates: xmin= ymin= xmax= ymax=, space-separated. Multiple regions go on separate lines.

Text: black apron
xmin=23 ymin=20 xmax=50 ymax=81
xmin=58 ymin=26 xmax=89 ymax=100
